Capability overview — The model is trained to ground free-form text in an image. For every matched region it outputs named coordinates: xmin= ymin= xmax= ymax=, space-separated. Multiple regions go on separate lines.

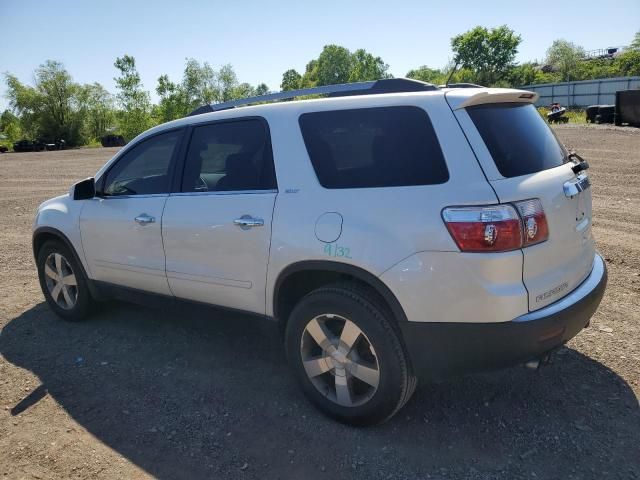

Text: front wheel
xmin=285 ymin=283 xmax=416 ymax=426
xmin=37 ymin=240 xmax=94 ymax=321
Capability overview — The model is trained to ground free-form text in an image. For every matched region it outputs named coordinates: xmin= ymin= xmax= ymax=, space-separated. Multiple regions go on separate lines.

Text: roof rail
xmin=438 ymin=83 xmax=484 ymax=89
xmin=188 ymin=78 xmax=438 ymax=116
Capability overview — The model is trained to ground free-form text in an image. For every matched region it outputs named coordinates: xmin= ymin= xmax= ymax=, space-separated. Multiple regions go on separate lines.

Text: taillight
xmin=514 ymin=199 xmax=549 ymax=246
xmin=442 ymin=199 xmax=549 ymax=253
xmin=442 ymin=205 xmax=522 ymax=252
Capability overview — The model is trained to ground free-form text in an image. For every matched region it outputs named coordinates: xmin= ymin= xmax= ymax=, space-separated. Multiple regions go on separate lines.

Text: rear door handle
xmin=234 ymin=215 xmax=264 ymax=229
xmin=134 ymin=214 xmax=155 ymax=225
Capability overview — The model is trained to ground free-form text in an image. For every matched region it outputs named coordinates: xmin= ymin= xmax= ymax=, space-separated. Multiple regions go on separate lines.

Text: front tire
xmin=37 ymin=240 xmax=94 ymax=321
xmin=285 ymin=283 xmax=416 ymax=426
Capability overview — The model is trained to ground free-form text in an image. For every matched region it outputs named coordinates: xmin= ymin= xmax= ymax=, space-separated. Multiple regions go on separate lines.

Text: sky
xmin=1 ymin=0 xmax=639 ymax=111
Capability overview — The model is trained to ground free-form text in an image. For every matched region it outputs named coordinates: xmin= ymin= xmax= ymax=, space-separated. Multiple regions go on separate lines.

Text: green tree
xmin=545 ymin=40 xmax=585 ymax=82
xmin=33 ymin=61 xmax=82 ymax=143
xmin=297 ymin=45 xmax=391 ymax=88
xmin=156 ymin=74 xmax=186 ymax=122
xmin=228 ymin=82 xmax=254 ymax=100
xmin=630 ymin=30 xmax=640 ymax=50
xmin=182 ymin=58 xmax=218 ymax=105
xmin=113 ymin=55 xmax=152 ymax=140
xmin=301 ymin=59 xmax=319 ymax=87
xmin=0 ymin=110 xmax=23 ymax=144
xmin=280 ymin=69 xmax=302 ymax=91
xmin=315 ymin=45 xmax=353 ymax=85
xmin=406 ymin=65 xmax=444 ymax=84
xmin=218 ymin=64 xmax=239 ymax=102
xmin=451 ymin=25 xmax=522 ymax=86
xmin=4 ymin=61 xmax=87 ymax=145
xmin=4 ymin=73 xmax=39 ymax=138
xmin=506 ymin=62 xmax=556 ymax=86
xmin=156 ymin=59 xmax=220 ymax=122
xmin=255 ymin=83 xmax=270 ymax=96
xmin=81 ymin=83 xmax=116 ymax=140
xmin=613 ymin=49 xmax=640 ymax=76
xmin=348 ymin=49 xmax=390 ymax=82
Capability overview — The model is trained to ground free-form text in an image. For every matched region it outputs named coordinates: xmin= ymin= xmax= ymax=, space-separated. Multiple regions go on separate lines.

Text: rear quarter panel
xmin=263 ymin=93 xmax=500 ymax=318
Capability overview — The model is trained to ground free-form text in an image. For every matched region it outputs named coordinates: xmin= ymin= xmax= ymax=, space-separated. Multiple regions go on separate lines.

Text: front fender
xmin=33 ymin=195 xmax=90 ymax=276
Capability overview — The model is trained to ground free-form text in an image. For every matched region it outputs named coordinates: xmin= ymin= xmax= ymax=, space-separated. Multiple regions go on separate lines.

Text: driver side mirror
xmin=70 ymin=177 xmax=96 ymax=200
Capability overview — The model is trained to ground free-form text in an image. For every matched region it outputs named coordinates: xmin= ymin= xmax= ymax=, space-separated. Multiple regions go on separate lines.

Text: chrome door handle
xmin=234 ymin=215 xmax=264 ymax=229
xmin=134 ymin=214 xmax=155 ymax=225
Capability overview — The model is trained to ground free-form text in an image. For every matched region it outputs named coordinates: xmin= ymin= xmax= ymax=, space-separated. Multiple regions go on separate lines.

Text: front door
xmin=162 ymin=118 xmax=277 ymax=314
xmin=80 ymin=129 xmax=183 ymax=295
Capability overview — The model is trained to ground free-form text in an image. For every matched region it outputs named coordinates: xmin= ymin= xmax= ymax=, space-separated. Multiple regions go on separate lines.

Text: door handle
xmin=234 ymin=215 xmax=264 ymax=229
xmin=134 ymin=214 xmax=155 ymax=225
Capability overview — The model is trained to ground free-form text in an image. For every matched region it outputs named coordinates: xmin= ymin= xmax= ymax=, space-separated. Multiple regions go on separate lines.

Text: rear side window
xmin=299 ymin=106 xmax=448 ymax=189
xmin=467 ymin=103 xmax=567 ymax=178
xmin=181 ymin=119 xmax=276 ymax=192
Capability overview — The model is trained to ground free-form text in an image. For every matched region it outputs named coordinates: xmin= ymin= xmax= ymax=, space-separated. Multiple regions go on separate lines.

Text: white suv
xmin=33 ymin=79 xmax=607 ymax=425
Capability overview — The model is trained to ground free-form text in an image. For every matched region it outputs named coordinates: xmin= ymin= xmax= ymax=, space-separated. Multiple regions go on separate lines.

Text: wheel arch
xmin=32 ymin=226 xmax=98 ymax=298
xmin=272 ymin=260 xmax=408 ymax=330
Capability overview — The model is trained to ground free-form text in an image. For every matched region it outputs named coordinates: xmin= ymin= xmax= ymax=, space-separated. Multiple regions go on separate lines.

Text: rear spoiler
xmin=446 ymin=88 xmax=539 ymax=110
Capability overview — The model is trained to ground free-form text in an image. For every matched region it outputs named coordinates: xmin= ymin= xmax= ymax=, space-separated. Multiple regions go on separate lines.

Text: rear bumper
xmin=399 ymin=254 xmax=607 ymax=381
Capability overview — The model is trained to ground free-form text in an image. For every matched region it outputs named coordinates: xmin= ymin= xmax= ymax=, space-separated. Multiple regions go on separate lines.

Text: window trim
xmin=96 ymin=127 xmax=187 ymax=198
xmin=176 ymin=116 xmax=278 ymax=195
xmin=297 ymin=105 xmax=449 ymax=190
xmin=170 ymin=189 xmax=278 ymax=197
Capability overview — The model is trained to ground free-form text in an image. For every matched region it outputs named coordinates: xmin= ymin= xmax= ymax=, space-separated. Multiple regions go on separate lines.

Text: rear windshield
xmin=467 ymin=103 xmax=567 ymax=178
xmin=299 ymin=106 xmax=449 ymax=189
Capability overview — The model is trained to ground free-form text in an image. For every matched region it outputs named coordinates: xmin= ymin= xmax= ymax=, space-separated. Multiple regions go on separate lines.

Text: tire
xmin=285 ymin=282 xmax=416 ymax=426
xmin=37 ymin=240 xmax=94 ymax=321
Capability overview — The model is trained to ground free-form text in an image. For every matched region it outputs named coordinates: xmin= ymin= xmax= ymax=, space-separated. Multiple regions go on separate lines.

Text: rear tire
xmin=285 ymin=282 xmax=416 ymax=426
xmin=37 ymin=240 xmax=94 ymax=321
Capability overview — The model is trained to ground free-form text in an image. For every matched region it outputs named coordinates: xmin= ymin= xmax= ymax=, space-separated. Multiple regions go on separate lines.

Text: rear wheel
xmin=37 ymin=240 xmax=94 ymax=321
xmin=285 ymin=283 xmax=416 ymax=426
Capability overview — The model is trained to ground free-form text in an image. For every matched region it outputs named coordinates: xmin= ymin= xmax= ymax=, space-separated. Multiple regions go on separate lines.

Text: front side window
xmin=102 ymin=130 xmax=181 ymax=196
xmin=299 ymin=106 xmax=449 ymax=189
xmin=181 ymin=119 xmax=276 ymax=192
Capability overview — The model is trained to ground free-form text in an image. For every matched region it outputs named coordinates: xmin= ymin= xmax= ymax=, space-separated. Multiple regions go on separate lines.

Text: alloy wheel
xmin=300 ymin=314 xmax=380 ymax=407
xmin=43 ymin=253 xmax=78 ymax=310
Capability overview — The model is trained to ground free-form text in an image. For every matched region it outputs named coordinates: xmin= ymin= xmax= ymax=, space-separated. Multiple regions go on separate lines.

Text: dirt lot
xmin=0 ymin=125 xmax=639 ymax=479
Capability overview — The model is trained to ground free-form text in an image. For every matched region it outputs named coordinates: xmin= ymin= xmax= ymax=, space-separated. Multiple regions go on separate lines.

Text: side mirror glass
xmin=71 ymin=177 xmax=95 ymax=200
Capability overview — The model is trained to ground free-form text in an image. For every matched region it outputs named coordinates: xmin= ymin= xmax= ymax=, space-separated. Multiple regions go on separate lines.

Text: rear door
xmin=451 ymin=97 xmax=595 ymax=311
xmin=161 ymin=118 xmax=277 ymax=314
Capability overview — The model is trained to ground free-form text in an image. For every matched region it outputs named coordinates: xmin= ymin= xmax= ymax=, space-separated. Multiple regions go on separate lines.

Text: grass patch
xmin=537 ymin=107 xmax=586 ymax=124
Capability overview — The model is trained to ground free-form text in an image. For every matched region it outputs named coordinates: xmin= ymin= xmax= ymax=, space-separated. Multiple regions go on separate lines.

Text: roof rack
xmin=188 ymin=78 xmax=438 ymax=116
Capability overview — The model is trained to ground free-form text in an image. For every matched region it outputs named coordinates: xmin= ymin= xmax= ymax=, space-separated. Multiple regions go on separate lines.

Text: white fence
xmin=519 ymin=77 xmax=640 ymax=107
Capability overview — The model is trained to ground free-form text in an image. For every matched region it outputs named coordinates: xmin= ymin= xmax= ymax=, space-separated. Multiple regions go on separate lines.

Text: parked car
xmin=0 ymin=145 xmax=8 ymax=153
xmin=100 ymin=134 xmax=126 ymax=147
xmin=13 ymin=139 xmax=45 ymax=152
xmin=43 ymin=139 xmax=66 ymax=151
xmin=32 ymin=79 xmax=607 ymax=425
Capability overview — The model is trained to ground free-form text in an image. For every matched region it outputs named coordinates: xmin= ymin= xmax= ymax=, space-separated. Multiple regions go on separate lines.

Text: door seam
xmin=160 ymin=195 xmax=175 ymax=296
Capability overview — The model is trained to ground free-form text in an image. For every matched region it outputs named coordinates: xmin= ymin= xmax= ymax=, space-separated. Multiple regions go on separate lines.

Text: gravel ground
xmin=0 ymin=126 xmax=639 ymax=480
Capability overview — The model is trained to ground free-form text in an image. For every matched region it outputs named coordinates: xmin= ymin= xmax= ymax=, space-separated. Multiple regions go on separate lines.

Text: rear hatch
xmin=447 ymin=90 xmax=595 ymax=311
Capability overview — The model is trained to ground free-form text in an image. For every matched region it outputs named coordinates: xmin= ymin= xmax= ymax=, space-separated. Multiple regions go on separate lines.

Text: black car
xmin=13 ymin=139 xmax=46 ymax=153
